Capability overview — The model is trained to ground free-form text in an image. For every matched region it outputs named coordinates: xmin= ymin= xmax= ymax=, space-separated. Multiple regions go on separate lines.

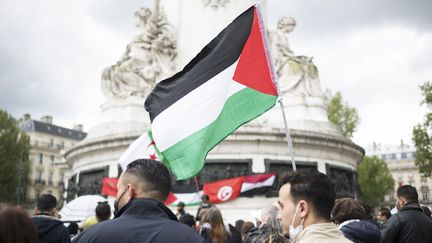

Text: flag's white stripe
xmin=118 ymin=132 xmax=156 ymax=170
xmin=240 ymin=175 xmax=275 ymax=193
xmin=152 ymin=60 xmax=246 ymax=151
xmin=172 ymin=191 xmax=203 ymax=204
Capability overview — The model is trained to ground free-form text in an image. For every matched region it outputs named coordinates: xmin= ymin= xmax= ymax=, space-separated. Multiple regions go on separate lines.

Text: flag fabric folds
xmin=170 ymin=192 xmax=202 ymax=206
xmin=203 ymin=177 xmax=244 ymax=204
xmin=145 ymin=5 xmax=277 ymax=180
xmin=118 ymin=130 xmax=162 ymax=171
xmin=100 ymin=173 xmax=275 ymax=205
xmin=164 ymin=192 xmax=178 ymax=205
xmin=241 ymin=173 xmax=275 ymax=193
xmin=101 ymin=178 xmax=119 ymax=197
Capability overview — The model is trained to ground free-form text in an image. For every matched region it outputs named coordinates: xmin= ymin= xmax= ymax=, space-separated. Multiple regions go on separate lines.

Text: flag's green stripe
xmin=162 ymin=87 xmax=277 ymax=180
xmin=170 ymin=201 xmax=202 ymax=206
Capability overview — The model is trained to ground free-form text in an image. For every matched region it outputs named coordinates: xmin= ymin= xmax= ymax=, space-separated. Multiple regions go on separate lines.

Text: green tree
xmin=323 ymin=90 xmax=360 ymax=139
xmin=412 ymin=81 xmax=432 ymax=176
xmin=357 ymin=156 xmax=395 ymax=207
xmin=0 ymin=110 xmax=30 ymax=203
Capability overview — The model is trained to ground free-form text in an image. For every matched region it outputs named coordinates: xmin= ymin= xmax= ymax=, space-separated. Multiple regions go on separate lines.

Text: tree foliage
xmin=0 ymin=110 xmax=30 ymax=202
xmin=357 ymin=156 xmax=394 ymax=207
xmin=412 ymin=81 xmax=432 ymax=177
xmin=323 ymin=90 xmax=360 ymax=139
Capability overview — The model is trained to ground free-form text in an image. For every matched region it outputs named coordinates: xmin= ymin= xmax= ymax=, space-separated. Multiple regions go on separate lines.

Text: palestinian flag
xmin=145 ymin=5 xmax=278 ymax=180
xmin=169 ymin=183 xmax=203 ymax=206
xmin=118 ymin=130 xmax=163 ymax=171
xmin=169 ymin=192 xmax=202 ymax=206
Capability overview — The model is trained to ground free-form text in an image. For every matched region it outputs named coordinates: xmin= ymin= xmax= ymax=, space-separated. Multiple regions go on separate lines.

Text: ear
xmin=126 ymin=183 xmax=135 ymax=200
xmin=400 ymin=197 xmax=407 ymax=206
xmin=298 ymin=200 xmax=309 ymax=218
xmin=51 ymin=207 xmax=57 ymax=216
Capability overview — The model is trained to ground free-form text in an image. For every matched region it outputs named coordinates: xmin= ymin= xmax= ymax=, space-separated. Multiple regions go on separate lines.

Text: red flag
xmin=101 ymin=178 xmax=118 ymax=197
xmin=164 ymin=192 xmax=177 ymax=205
xmin=203 ymin=177 xmax=244 ymax=204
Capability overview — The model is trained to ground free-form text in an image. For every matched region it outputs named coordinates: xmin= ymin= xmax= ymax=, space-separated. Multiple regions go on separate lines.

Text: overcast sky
xmin=1 ymin=0 xmax=431 ymax=149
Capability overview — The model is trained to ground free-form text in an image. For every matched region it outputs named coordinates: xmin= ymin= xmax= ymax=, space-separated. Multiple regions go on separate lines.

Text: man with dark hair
xmin=278 ymin=170 xmax=350 ymax=243
xmin=179 ymin=213 xmax=197 ymax=230
xmin=381 ymin=185 xmax=432 ymax=243
xmin=376 ymin=207 xmax=391 ymax=228
xmin=32 ymin=194 xmax=71 ymax=243
xmin=176 ymin=201 xmax=187 ymax=218
xmin=95 ymin=201 xmax=111 ymax=222
xmin=73 ymin=159 xmax=203 ymax=243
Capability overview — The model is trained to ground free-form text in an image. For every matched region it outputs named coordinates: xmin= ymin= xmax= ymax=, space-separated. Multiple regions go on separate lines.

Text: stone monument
xmin=64 ymin=0 xmax=364 ymax=223
xmin=64 ymin=0 xmax=177 ymax=196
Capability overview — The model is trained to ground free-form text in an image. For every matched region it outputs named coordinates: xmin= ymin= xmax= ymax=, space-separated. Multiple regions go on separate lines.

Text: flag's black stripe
xmin=145 ymin=6 xmax=255 ymax=122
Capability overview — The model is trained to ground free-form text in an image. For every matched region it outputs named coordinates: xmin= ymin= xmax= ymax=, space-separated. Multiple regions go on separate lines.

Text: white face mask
xmin=289 ymin=203 xmax=305 ymax=241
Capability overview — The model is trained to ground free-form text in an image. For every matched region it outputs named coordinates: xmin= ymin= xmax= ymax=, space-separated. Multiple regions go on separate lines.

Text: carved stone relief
xmin=101 ymin=0 xmax=177 ymax=99
xmin=201 ymin=0 xmax=230 ymax=9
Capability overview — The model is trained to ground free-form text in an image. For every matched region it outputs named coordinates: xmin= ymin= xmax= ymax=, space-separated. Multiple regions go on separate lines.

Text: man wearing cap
xmin=176 ymin=201 xmax=187 ymax=219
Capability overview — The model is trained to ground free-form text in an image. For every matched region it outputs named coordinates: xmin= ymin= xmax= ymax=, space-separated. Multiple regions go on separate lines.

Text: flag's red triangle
xmin=233 ymin=9 xmax=277 ymax=96
xmin=164 ymin=192 xmax=177 ymax=205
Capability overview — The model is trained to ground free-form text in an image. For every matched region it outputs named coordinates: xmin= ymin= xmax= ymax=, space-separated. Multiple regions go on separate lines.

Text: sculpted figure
xmin=202 ymin=0 xmax=230 ymax=9
xmin=101 ymin=0 xmax=176 ymax=99
xmin=270 ymin=17 xmax=322 ymax=97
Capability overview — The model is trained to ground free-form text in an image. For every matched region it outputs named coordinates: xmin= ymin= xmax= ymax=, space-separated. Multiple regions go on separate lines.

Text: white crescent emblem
xmin=217 ymin=186 xmax=233 ymax=201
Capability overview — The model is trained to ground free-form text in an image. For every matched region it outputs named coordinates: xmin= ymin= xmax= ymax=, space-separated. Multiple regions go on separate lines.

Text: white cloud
xmin=302 ymin=26 xmax=432 ymax=146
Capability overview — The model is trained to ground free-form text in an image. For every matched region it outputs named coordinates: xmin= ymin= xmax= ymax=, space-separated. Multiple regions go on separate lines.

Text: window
xmin=49 ymin=139 xmax=54 ymax=147
xmin=381 ymin=154 xmax=386 ymax=160
xmin=401 ymin=152 xmax=407 ymax=159
xmin=38 ymin=153 xmax=43 ymax=164
xmin=37 ymin=171 xmax=42 ymax=181
xmin=50 ymin=155 xmax=55 ymax=164
xmin=36 ymin=190 xmax=41 ymax=199
xmin=391 ymin=153 xmax=397 ymax=160
xmin=48 ymin=172 xmax=53 ymax=185
xmin=423 ymin=193 xmax=429 ymax=201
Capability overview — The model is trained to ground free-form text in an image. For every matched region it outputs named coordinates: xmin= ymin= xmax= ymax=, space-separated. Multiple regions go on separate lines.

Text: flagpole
xmin=256 ymin=4 xmax=297 ymax=171
xmin=193 ymin=176 xmax=200 ymax=193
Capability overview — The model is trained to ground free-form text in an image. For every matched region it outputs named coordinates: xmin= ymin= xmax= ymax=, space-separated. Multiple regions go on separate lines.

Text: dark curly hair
xmin=279 ymin=169 xmax=335 ymax=220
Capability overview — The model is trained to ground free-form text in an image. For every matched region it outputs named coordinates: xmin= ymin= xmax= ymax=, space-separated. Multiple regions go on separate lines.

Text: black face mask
xmin=113 ymin=188 xmax=128 ymax=216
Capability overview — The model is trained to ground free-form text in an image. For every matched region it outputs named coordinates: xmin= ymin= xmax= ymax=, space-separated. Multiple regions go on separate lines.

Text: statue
xmin=101 ymin=0 xmax=177 ymax=99
xmin=270 ymin=17 xmax=322 ymax=97
xmin=202 ymin=0 xmax=230 ymax=9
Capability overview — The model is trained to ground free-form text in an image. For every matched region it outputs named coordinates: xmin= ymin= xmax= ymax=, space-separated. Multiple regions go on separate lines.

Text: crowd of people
xmin=1 ymin=158 xmax=432 ymax=243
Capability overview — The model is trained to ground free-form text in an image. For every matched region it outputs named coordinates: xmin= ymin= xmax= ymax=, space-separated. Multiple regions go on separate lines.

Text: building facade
xmin=366 ymin=142 xmax=431 ymax=207
xmin=18 ymin=114 xmax=86 ymax=207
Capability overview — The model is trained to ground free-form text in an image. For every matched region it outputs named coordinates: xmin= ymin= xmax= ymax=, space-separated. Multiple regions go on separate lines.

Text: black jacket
xmin=340 ymin=220 xmax=381 ymax=243
xmin=380 ymin=203 xmax=432 ymax=243
xmin=72 ymin=198 xmax=203 ymax=243
xmin=32 ymin=215 xmax=71 ymax=243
